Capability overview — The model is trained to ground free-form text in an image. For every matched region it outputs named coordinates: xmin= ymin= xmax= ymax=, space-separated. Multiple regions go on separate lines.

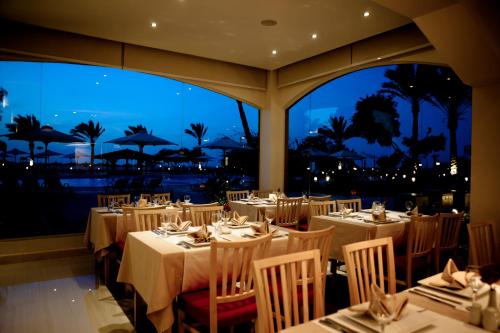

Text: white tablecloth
xmin=117 ymin=225 xmax=289 ymax=333
xmin=309 ymin=210 xmax=410 ymax=261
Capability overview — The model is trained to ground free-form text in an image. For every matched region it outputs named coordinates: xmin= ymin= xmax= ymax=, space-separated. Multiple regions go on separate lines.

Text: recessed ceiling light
xmin=363 ymin=11 xmax=370 ymax=17
xmin=272 ymin=49 xmax=277 ymax=55
xmin=312 ymin=33 xmax=318 ymax=39
xmin=151 ymin=22 xmax=157 ymax=28
xmin=261 ymin=19 xmax=278 ymax=26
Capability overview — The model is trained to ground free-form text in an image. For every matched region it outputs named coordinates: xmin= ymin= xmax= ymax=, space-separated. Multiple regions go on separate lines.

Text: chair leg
xmin=177 ymin=307 xmax=186 ymax=333
xmin=133 ymin=291 xmax=137 ymax=327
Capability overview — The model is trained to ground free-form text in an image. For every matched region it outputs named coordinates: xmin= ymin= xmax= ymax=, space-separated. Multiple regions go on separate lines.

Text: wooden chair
xmin=252 ymin=249 xmax=324 ymax=333
xmin=189 ymin=205 xmax=223 ymax=226
xmin=178 ymin=234 xmax=272 ymax=333
xmin=308 ymin=195 xmax=331 ymax=201
xmin=396 ymin=215 xmax=438 ymax=287
xmin=342 ymin=237 xmax=396 ymax=305
xmin=336 ymin=198 xmax=362 ymax=212
xmin=287 ymin=227 xmax=335 ymax=290
xmin=275 ymin=197 xmax=303 ymax=229
xmin=251 ymin=189 xmax=273 ymax=198
xmin=132 ymin=206 xmax=171 ymax=231
xmin=226 ymin=190 xmax=250 ymax=201
xmin=152 ymin=192 xmax=171 ymax=203
xmin=468 ymin=222 xmax=497 ymax=267
xmin=181 ymin=202 xmax=217 ymax=221
xmin=97 ymin=194 xmax=130 ymax=207
xmin=435 ymin=212 xmax=464 ymax=272
xmin=139 ymin=193 xmax=152 ymax=202
xmin=308 ymin=200 xmax=337 ymax=223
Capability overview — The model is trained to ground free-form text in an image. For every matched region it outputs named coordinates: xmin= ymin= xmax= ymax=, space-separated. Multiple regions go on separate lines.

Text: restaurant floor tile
xmin=0 ymin=255 xmax=135 ymax=333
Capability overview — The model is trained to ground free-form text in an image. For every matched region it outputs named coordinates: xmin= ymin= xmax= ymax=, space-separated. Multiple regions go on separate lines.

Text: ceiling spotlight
xmin=151 ymin=22 xmax=157 ymax=28
xmin=272 ymin=49 xmax=277 ymax=55
xmin=311 ymin=33 xmax=317 ymax=39
xmin=363 ymin=11 xmax=370 ymax=17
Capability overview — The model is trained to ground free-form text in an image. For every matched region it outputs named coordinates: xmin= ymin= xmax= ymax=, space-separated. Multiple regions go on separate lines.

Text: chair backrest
xmin=152 ymin=192 xmax=171 ymax=203
xmin=275 ymin=198 xmax=303 ymax=229
xmin=436 ymin=212 xmax=464 ymax=251
xmin=132 ymin=206 xmax=171 ymax=231
xmin=97 ymin=194 xmax=130 ymax=207
xmin=407 ymin=215 xmax=438 ymax=259
xmin=189 ymin=204 xmax=223 ymax=226
xmin=209 ymin=234 xmax=272 ymax=333
xmin=252 ymin=189 xmax=273 ymax=198
xmin=226 ymin=190 xmax=250 ymax=201
xmin=252 ymin=249 xmax=324 ymax=333
xmin=308 ymin=200 xmax=337 ymax=222
xmin=342 ymin=237 xmax=396 ymax=305
xmin=287 ymin=227 xmax=335 ymax=281
xmin=468 ymin=222 xmax=496 ymax=266
xmin=336 ymin=198 xmax=362 ymax=212
xmin=140 ymin=193 xmax=152 ymax=202
xmin=308 ymin=195 xmax=331 ymax=201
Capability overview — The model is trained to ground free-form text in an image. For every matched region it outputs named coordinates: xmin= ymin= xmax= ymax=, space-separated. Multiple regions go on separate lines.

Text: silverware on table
xmin=318 ymin=317 xmax=357 ymax=333
xmin=409 ymin=288 xmax=463 ymax=307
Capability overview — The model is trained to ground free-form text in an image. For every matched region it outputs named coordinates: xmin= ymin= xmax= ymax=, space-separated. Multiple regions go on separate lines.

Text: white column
xmin=259 ymin=70 xmax=286 ymax=191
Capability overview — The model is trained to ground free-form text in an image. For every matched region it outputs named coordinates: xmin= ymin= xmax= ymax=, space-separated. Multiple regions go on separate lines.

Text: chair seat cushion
xmin=178 ymin=288 xmax=257 ymax=328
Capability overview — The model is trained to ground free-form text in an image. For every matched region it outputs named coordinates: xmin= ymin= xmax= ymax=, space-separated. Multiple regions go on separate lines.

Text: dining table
xmin=229 ymin=199 xmax=310 ymax=221
xmin=309 ymin=210 xmax=412 ymax=261
xmin=281 ymin=287 xmax=498 ymax=333
xmin=116 ymin=223 xmax=290 ymax=333
xmin=84 ymin=206 xmax=181 ymax=257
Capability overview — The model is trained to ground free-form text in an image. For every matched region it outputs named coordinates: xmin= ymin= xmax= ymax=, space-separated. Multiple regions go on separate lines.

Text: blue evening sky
xmin=0 ymin=62 xmax=471 ymax=165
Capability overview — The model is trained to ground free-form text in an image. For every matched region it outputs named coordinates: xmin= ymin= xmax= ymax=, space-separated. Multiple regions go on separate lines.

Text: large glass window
xmin=0 ymin=61 xmax=259 ymax=238
xmin=288 ymin=65 xmax=471 ymax=211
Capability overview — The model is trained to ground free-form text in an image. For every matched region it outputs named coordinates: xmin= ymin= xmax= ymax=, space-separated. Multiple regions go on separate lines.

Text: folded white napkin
xmin=166 ymin=215 xmax=191 ymax=231
xmin=429 ymin=259 xmax=466 ymax=289
xmin=231 ymin=212 xmax=248 ymax=225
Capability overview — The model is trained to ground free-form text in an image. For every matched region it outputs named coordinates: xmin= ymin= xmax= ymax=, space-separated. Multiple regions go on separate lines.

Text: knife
xmin=409 ymin=288 xmax=463 ymax=307
xmin=318 ymin=317 xmax=358 ymax=333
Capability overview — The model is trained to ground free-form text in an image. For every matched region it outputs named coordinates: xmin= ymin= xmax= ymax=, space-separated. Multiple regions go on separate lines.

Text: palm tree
xmin=379 ymin=64 xmax=436 ymax=161
xmin=428 ymin=67 xmax=471 ymax=166
xmin=184 ymin=122 xmax=208 ymax=146
xmin=318 ymin=115 xmax=353 ymax=151
xmin=71 ymin=120 xmax=105 ymax=169
xmin=5 ymin=114 xmax=41 ymax=161
xmin=236 ymin=100 xmax=257 ymax=147
xmin=124 ymin=124 xmax=148 ymax=136
xmin=351 ymin=94 xmax=401 ymax=148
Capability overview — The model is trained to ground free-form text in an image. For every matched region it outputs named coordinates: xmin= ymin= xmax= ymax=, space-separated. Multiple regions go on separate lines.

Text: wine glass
xmin=465 ymin=265 xmax=483 ymax=304
xmin=405 ymin=200 xmax=414 ymax=212
xmin=338 ymin=204 xmax=346 ymax=219
xmin=184 ymin=194 xmax=191 ymax=204
xmin=369 ymin=294 xmax=396 ymax=333
xmin=264 ymin=209 xmax=274 ymax=225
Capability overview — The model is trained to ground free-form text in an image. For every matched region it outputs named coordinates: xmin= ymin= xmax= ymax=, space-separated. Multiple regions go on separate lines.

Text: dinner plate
xmin=418 ymin=275 xmax=490 ymax=299
xmin=339 ymin=303 xmax=434 ymax=333
xmin=363 ymin=218 xmax=399 ymax=224
xmin=166 ymin=230 xmax=190 ymax=235
xmin=182 ymin=239 xmax=212 ymax=247
xmin=227 ymin=224 xmax=251 ymax=229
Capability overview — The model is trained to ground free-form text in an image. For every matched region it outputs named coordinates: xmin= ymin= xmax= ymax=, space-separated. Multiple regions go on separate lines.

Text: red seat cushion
xmin=178 ymin=288 xmax=257 ymax=328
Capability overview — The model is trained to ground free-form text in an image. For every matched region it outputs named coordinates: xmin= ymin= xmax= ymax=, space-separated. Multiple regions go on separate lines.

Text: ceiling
xmin=0 ymin=0 xmax=411 ymax=70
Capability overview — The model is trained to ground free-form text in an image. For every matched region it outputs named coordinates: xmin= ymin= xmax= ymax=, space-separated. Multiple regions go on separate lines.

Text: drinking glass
xmin=465 ymin=265 xmax=483 ymax=304
xmin=264 ymin=209 xmax=274 ymax=224
xmin=369 ymin=294 xmax=396 ymax=333
xmin=222 ymin=211 xmax=231 ymax=226
xmin=405 ymin=200 xmax=414 ymax=212
xmin=184 ymin=194 xmax=191 ymax=204
xmin=338 ymin=204 xmax=346 ymax=219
